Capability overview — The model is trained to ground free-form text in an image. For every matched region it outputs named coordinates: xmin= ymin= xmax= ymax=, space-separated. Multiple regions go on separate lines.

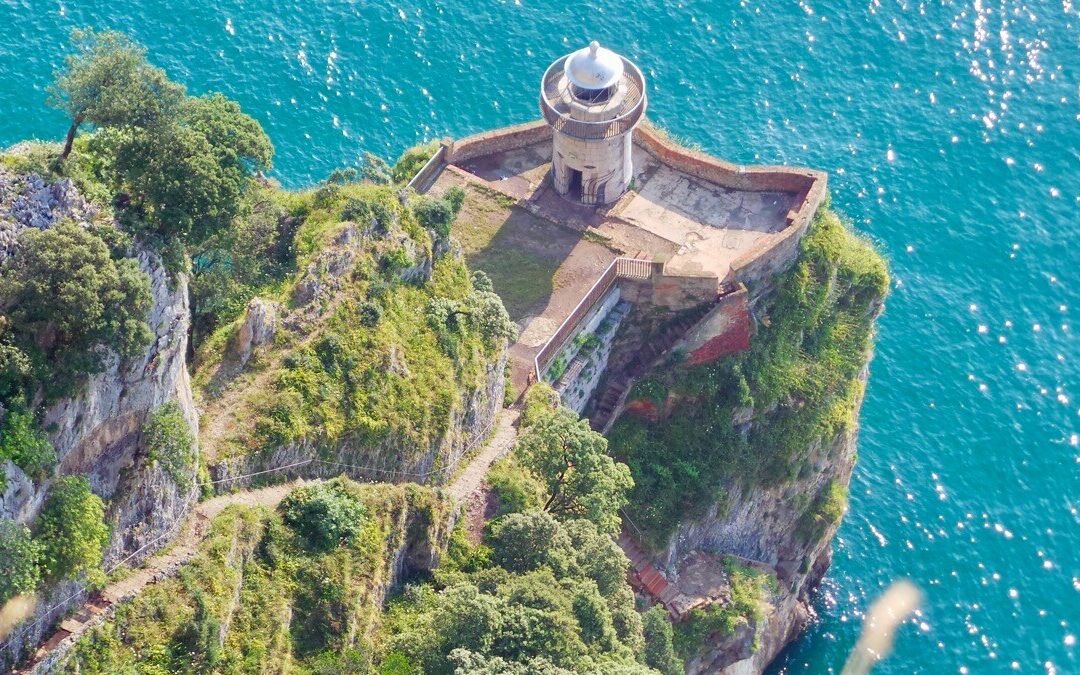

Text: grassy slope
xmin=61 ymin=481 xmax=448 ymax=674
xmin=194 ymin=182 xmax=496 ymax=468
xmin=606 ymin=207 xmax=889 ymax=549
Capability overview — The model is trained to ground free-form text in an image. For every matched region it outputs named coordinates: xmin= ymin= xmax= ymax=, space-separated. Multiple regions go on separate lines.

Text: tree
xmin=514 ymin=407 xmax=633 ymax=533
xmin=641 ymin=605 xmax=683 ymax=675
xmin=143 ymin=401 xmax=195 ymax=490
xmin=0 ymin=518 xmax=41 ymax=603
xmin=110 ymin=93 xmax=273 ymax=249
xmin=35 ymin=475 xmax=110 ymax=582
xmin=0 ymin=221 xmax=152 ymax=395
xmin=48 ymin=28 xmax=185 ymax=159
xmin=279 ymin=480 xmax=367 ymax=550
xmin=0 ymin=409 xmax=57 ymax=487
xmin=488 ymin=510 xmax=567 ymax=575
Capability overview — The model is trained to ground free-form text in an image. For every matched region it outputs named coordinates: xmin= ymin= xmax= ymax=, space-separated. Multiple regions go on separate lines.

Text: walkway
xmin=14 ymin=481 xmax=305 ymax=673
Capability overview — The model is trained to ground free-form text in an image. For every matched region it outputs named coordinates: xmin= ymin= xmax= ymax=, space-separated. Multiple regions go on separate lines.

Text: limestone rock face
xmin=0 ymin=174 xmax=198 ymax=668
xmin=227 ymin=297 xmax=278 ymax=371
xmin=666 ymin=388 xmax=864 ymax=675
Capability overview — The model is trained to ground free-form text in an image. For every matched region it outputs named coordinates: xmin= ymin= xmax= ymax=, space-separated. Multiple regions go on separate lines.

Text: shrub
xmin=520 ymin=382 xmax=559 ymax=428
xmin=35 ymin=475 xmax=110 ymax=582
xmin=360 ymin=151 xmax=392 ymax=184
xmin=0 ymin=409 xmax=57 ymax=488
xmin=798 ymin=479 xmax=847 ymax=541
xmin=391 ymin=141 xmax=438 ymax=183
xmin=0 ymin=518 xmax=42 ymax=603
xmin=0 ymin=221 xmax=153 ymax=397
xmin=642 ymin=604 xmax=682 ymax=675
xmin=357 ymin=300 xmax=382 ymax=327
xmin=143 ymin=401 xmax=195 ymax=491
xmin=486 ymin=457 xmax=544 ymax=518
xmin=279 ymin=480 xmax=368 ymax=551
xmin=443 ymin=185 xmax=466 ymax=214
xmin=412 ymin=197 xmax=453 ymax=239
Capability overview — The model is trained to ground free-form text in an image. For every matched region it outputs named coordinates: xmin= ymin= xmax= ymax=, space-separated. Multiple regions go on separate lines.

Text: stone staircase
xmin=618 ymin=530 xmax=696 ymax=620
xmin=589 ymin=299 xmax=718 ymax=431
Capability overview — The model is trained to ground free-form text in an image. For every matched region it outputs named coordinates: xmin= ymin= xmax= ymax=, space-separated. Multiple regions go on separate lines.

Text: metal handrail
xmin=539 ymin=55 xmax=647 ymax=140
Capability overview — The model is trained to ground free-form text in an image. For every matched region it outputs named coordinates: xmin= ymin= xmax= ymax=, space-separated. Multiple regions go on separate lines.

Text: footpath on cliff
xmin=12 ymin=408 xmax=522 ymax=673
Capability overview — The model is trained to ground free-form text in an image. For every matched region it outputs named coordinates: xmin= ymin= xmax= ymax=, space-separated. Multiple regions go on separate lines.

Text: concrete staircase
xmin=589 ymin=299 xmax=718 ymax=431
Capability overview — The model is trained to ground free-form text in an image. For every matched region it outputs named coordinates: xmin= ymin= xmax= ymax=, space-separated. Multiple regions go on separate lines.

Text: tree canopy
xmin=514 ymin=407 xmax=633 ymax=533
xmin=35 ymin=475 xmax=110 ymax=582
xmin=0 ymin=221 xmax=152 ymax=397
xmin=48 ymin=28 xmax=185 ymax=159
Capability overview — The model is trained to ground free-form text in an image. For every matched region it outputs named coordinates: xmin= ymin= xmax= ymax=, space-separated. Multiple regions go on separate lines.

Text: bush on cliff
xmin=607 ymin=207 xmax=888 ymax=548
xmin=0 ymin=221 xmax=152 ymax=399
xmin=672 ymin=557 xmax=776 ymax=659
xmin=143 ymin=401 xmax=196 ymax=491
xmin=0 ymin=409 xmax=57 ymax=489
xmin=391 ymin=141 xmax=439 ymax=183
xmin=280 ymin=479 xmax=368 ymax=551
xmin=35 ymin=475 xmax=110 ymax=583
xmin=0 ymin=518 xmax=41 ymax=603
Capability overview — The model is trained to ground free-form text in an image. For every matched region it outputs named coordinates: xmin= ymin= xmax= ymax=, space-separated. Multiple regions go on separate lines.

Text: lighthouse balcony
xmin=539 ymin=54 xmax=646 ymax=140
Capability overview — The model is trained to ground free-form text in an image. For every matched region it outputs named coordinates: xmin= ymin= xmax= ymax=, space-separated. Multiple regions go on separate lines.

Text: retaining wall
xmin=445 ymin=120 xmax=552 ymax=164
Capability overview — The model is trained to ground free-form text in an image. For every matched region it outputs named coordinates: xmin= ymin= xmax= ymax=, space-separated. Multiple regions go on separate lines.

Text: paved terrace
xmin=417 ymin=120 xmax=825 ymax=393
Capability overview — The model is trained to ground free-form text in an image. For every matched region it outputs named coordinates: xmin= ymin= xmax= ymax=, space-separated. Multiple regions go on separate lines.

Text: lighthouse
xmin=539 ymin=41 xmax=647 ymax=205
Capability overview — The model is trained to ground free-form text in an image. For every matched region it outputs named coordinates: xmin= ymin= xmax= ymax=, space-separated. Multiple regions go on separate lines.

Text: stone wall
xmin=620 ymin=269 xmax=720 ymax=311
xmin=446 ymin=120 xmax=552 ymax=165
xmin=675 ymin=286 xmax=751 ymax=366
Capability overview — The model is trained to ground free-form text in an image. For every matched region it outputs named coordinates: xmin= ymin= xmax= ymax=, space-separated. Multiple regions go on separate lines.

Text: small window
xmin=571 ymin=83 xmax=615 ymax=104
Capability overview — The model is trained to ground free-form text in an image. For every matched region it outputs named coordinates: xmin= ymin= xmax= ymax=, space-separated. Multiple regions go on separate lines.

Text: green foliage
xmin=382 ymin=511 xmax=647 ymax=674
xmin=357 ymin=299 xmax=383 ymax=327
xmin=189 ymin=188 xmax=300 ymax=346
xmin=514 ymin=407 xmax=633 ymax=533
xmin=443 ymin=185 xmax=466 ymax=214
xmin=143 ymin=401 xmax=195 ymax=491
xmin=606 ymin=208 xmax=887 ymax=547
xmin=520 ymin=382 xmax=559 ymax=428
xmin=642 ymin=605 xmax=683 ymax=675
xmin=0 ymin=409 xmax=57 ymax=488
xmin=628 ymin=378 xmax=667 ymax=407
xmin=279 ymin=479 xmax=368 ymax=551
xmin=673 ymin=558 xmax=776 ymax=659
xmin=108 ymin=92 xmax=273 ymax=251
xmin=413 ymin=196 xmax=454 ymax=239
xmin=35 ymin=475 xmax=110 ymax=582
xmin=0 ymin=221 xmax=152 ymax=399
xmin=48 ymin=28 xmax=185 ymax=158
xmin=487 ymin=456 xmax=545 ymax=518
xmin=391 ymin=141 xmax=438 ymax=183
xmin=0 ymin=518 xmax=42 ymax=603
xmin=361 ymin=151 xmax=392 ymax=184
xmin=798 ymin=479 xmax=847 ymax=541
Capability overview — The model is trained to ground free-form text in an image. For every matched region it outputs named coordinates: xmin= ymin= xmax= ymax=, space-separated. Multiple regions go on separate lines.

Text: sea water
xmin=0 ymin=1 xmax=1076 ymax=672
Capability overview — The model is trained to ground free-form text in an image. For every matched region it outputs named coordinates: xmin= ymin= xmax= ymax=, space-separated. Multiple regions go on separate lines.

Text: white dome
xmin=563 ymin=41 xmax=624 ymax=90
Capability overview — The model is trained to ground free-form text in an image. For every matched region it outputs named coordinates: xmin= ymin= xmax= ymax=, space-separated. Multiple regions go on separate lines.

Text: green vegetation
xmin=48 ymin=28 xmax=184 ymax=160
xmin=0 ymin=519 xmax=41 ymax=604
xmin=607 ymin=207 xmax=888 ymax=548
xmin=390 ymin=141 xmax=439 ymax=183
xmin=798 ymin=479 xmax=848 ymax=541
xmin=279 ymin=479 xmax=368 ymax=551
xmin=514 ymin=406 xmax=633 ymax=534
xmin=0 ymin=409 xmax=56 ymax=489
xmin=673 ymin=557 xmax=776 ymax=658
xmin=642 ymin=605 xmax=683 ymax=675
xmin=486 ymin=455 xmax=545 ymax=519
xmin=381 ymin=510 xmax=654 ymax=673
xmin=35 ymin=475 xmax=110 ymax=584
xmin=0 ymin=221 xmax=152 ymax=400
xmin=62 ymin=480 xmax=448 ymax=673
xmin=143 ymin=401 xmax=196 ymax=491
xmin=520 ymin=381 xmax=558 ymax=428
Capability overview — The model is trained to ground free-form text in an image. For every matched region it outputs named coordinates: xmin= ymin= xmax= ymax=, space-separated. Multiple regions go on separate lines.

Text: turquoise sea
xmin=1 ymin=1 xmax=1076 ymax=672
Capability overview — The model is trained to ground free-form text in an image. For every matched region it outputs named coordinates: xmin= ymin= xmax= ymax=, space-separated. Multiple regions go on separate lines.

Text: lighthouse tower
xmin=539 ymin=41 xmax=647 ymax=205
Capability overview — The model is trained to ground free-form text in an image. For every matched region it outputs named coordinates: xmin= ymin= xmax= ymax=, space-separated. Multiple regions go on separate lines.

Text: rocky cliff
xmin=0 ymin=167 xmax=198 ymax=667
xmin=605 ymin=207 xmax=888 ymax=674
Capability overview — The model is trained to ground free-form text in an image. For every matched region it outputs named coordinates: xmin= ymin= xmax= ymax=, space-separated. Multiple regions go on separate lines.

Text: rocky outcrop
xmin=205 ymin=347 xmax=506 ymax=492
xmin=0 ymin=174 xmax=198 ymax=669
xmin=666 ymin=384 xmax=865 ymax=675
xmin=0 ymin=167 xmax=97 ymax=261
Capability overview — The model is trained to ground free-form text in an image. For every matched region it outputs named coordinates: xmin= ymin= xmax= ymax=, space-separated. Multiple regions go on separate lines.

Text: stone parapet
xmin=445 ymin=120 xmax=552 ymax=165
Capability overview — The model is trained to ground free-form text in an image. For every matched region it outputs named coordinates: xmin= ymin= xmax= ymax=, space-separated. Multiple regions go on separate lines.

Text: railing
xmin=534 ymin=257 xmax=662 ymax=380
xmin=538 ymin=55 xmax=647 ymax=140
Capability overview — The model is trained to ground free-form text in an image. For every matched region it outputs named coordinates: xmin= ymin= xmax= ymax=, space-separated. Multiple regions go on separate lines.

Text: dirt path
xmin=447 ymin=409 xmax=519 ymax=503
xmin=16 ymin=481 xmax=304 ymax=673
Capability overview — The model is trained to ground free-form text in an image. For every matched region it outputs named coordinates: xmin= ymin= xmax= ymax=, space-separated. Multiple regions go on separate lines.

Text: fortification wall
xmin=620 ymin=269 xmax=719 ymax=311
xmin=676 ymin=285 xmax=751 ymax=366
xmin=446 ymin=120 xmax=552 ymax=164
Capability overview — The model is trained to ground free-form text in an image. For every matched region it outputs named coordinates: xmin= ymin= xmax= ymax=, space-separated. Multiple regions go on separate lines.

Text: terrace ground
xmin=425 ymin=131 xmax=802 ymax=394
